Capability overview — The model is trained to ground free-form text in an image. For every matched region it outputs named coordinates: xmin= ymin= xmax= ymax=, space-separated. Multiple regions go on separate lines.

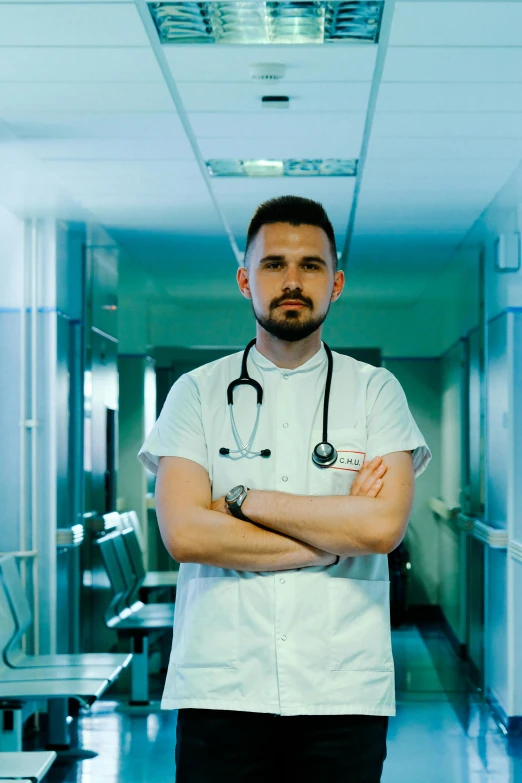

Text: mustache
xmin=270 ymin=292 xmax=314 ymax=310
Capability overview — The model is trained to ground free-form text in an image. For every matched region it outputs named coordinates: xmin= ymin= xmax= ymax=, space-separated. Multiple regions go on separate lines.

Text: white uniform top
xmin=138 ymin=345 xmax=431 ymax=717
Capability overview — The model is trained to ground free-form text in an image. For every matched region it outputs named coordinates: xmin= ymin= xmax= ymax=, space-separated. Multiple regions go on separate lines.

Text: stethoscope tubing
xmin=221 ymin=339 xmax=337 ymax=467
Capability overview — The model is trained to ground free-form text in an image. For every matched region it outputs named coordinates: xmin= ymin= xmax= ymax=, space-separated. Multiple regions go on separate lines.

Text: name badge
xmin=328 ymin=449 xmax=366 ymax=472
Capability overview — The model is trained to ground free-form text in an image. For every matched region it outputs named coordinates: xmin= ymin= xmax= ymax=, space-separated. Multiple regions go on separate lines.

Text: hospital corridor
xmin=1 ymin=1 xmax=522 ymax=781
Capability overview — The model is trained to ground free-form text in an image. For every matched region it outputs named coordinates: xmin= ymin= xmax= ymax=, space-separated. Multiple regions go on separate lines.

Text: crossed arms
xmin=155 ymin=451 xmax=415 ymax=572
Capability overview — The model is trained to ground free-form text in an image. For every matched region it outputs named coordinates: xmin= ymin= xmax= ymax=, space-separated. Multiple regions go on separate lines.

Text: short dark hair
xmin=244 ymin=195 xmax=337 ymax=269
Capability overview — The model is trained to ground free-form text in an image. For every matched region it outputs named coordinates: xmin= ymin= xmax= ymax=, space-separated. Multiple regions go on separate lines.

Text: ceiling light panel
xmin=149 ymin=2 xmax=383 ymax=45
xmin=207 ymin=158 xmax=357 ymax=176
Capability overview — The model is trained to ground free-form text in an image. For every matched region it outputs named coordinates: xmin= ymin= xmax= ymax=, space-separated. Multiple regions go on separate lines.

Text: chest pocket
xmin=310 ymin=426 xmax=367 ymax=496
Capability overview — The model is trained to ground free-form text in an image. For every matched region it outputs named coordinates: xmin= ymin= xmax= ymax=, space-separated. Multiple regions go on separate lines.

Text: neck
xmin=254 ymin=326 xmax=323 ymax=369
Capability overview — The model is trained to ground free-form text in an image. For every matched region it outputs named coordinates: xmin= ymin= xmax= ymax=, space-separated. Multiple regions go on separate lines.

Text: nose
xmin=281 ymin=263 xmax=303 ymax=293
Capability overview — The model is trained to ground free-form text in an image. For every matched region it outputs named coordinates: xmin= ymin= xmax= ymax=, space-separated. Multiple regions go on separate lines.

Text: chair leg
xmin=0 ymin=701 xmax=23 ymax=751
xmin=47 ymin=698 xmax=70 ymax=748
xmin=130 ymin=635 xmax=150 ymax=705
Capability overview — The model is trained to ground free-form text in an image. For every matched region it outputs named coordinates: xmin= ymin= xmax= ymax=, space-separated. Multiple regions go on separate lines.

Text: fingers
xmin=350 ymin=456 xmax=387 ymax=497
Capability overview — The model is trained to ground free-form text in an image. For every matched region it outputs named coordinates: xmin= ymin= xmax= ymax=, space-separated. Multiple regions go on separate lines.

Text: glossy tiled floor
xmin=41 ymin=624 xmax=522 ymax=782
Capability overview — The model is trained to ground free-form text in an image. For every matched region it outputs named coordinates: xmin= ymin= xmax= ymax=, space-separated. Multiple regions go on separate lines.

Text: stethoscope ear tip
xmin=219 ymin=447 xmax=230 ymax=455
xmin=260 ymin=449 xmax=271 ymax=458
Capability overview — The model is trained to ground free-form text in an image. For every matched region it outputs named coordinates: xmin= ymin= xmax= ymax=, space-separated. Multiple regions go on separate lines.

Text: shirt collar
xmin=250 ymin=342 xmax=327 ymax=375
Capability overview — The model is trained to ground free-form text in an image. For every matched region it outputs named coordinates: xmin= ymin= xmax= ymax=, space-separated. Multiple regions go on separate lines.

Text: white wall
xmin=444 ymin=160 xmax=522 ymax=722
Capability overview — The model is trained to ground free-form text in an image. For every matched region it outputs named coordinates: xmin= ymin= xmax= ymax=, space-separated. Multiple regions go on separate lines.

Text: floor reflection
xmin=40 ymin=624 xmax=521 ymax=782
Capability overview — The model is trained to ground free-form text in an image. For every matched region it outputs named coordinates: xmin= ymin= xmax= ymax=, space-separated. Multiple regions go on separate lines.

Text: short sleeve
xmin=365 ymin=369 xmax=432 ymax=479
xmin=137 ymin=374 xmax=208 ymax=476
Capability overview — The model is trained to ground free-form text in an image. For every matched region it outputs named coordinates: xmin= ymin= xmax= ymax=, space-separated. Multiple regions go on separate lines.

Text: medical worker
xmin=138 ymin=195 xmax=431 ymax=782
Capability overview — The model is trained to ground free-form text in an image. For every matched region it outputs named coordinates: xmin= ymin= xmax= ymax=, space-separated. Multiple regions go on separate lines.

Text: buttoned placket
xmin=273 ymin=369 xmax=298 ymax=714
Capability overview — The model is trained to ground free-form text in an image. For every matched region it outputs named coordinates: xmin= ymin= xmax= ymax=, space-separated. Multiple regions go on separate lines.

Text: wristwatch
xmin=225 ymin=485 xmax=250 ymax=521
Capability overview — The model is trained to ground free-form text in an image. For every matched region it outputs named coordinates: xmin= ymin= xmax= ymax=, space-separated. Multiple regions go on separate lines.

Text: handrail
xmin=56 ymin=524 xmax=85 ymax=550
xmin=456 ymin=512 xmax=475 ymax=532
xmin=428 ymin=497 xmax=460 ymax=520
xmin=430 ymin=498 xmax=510 ymax=549
xmin=508 ymin=539 xmax=522 ymax=564
xmin=472 ymin=519 xmax=508 ymax=549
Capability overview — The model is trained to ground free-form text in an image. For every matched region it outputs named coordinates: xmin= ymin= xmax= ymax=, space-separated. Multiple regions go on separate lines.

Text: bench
xmin=0 ymin=751 xmax=56 ymax=781
xmin=97 ymin=531 xmax=174 ymax=705
xmin=0 ymin=558 xmax=119 ymax=755
xmin=119 ymin=511 xmax=178 ymax=601
xmin=0 ymin=556 xmax=132 ymax=674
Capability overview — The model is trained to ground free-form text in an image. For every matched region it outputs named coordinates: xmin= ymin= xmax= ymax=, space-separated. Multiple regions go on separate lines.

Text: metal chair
xmin=119 ymin=511 xmax=178 ymax=600
xmin=97 ymin=532 xmax=174 ymax=705
xmin=0 ymin=556 xmax=131 ymax=674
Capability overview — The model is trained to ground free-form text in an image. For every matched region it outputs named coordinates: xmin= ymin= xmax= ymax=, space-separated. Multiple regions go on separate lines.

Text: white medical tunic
xmin=138 ymin=345 xmax=431 ymax=717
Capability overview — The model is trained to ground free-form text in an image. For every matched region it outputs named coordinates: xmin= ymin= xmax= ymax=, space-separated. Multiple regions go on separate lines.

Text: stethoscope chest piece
xmin=312 ymin=441 xmax=338 ymax=468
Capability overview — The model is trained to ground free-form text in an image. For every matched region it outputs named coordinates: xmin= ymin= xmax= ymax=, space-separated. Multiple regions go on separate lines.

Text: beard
xmin=252 ymin=291 xmax=329 ymax=343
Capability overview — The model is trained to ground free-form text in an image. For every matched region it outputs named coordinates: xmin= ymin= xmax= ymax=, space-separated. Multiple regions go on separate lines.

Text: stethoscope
xmin=219 ymin=338 xmax=338 ymax=468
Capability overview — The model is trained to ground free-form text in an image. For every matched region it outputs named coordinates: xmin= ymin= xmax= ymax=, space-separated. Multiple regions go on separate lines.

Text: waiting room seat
xmin=119 ymin=511 xmax=178 ymax=599
xmin=112 ymin=531 xmax=175 ymax=618
xmin=0 ymin=557 xmax=122 ymax=754
xmin=97 ymin=531 xmax=174 ymax=705
xmin=0 ymin=751 xmax=56 ymax=781
xmin=0 ymin=556 xmax=131 ymax=674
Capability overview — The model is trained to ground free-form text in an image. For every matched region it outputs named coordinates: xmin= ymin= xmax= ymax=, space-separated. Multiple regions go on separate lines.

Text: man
xmin=138 ymin=196 xmax=431 ymax=782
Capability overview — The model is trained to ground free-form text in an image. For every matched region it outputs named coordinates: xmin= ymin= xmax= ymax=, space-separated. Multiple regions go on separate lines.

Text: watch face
xmin=226 ymin=485 xmax=244 ymax=503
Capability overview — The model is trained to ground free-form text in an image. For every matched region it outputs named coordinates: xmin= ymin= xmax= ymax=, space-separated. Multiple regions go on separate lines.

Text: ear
xmin=237 ymin=266 xmax=252 ymax=300
xmin=331 ymin=269 xmax=344 ymax=302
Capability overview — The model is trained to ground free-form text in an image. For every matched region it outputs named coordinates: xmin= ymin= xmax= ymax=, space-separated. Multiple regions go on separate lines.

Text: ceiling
xmin=0 ymin=0 xmax=521 ymax=304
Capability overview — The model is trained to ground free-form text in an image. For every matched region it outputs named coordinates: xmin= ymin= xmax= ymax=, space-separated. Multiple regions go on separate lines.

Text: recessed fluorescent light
xmin=149 ymin=2 xmax=383 ymax=45
xmin=207 ymin=159 xmax=358 ymax=177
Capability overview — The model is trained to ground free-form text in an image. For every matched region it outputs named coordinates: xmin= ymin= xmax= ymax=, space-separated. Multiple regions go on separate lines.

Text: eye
xmin=266 ymin=262 xmax=283 ymax=269
xmin=303 ymin=263 xmax=320 ymax=271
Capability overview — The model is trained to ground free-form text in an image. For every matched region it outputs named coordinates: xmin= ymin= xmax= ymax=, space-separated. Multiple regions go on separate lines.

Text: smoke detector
xmin=249 ymin=63 xmax=286 ymax=81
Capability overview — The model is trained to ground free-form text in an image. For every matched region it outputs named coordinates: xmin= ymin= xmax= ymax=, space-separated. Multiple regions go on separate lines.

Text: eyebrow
xmin=260 ymin=254 xmax=328 ymax=266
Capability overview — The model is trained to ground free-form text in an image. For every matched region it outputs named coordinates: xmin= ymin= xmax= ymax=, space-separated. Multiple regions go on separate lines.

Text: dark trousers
xmin=175 ymin=708 xmax=388 ymax=782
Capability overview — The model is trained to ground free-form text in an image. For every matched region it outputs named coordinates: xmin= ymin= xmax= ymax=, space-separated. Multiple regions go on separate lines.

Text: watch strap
xmin=227 ymin=487 xmax=251 ymax=522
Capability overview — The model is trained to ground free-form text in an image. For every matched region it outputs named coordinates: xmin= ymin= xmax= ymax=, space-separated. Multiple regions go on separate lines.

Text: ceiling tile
xmin=2 ymin=111 xmax=184 ymax=139
xmin=389 ymin=2 xmax=522 ymax=46
xmin=177 ymin=81 xmax=372 ymax=113
xmin=0 ymin=47 xmax=162 ymax=82
xmin=49 ymin=159 xmax=202 ymax=183
xmin=199 ymin=136 xmax=362 ymax=161
xmin=0 ymin=3 xmax=149 ymax=47
xmin=366 ymin=136 xmax=522 ymax=160
xmin=362 ymin=158 xmax=518 ymax=183
xmin=384 ymin=47 xmax=522 ymax=83
xmin=19 ymin=137 xmax=195 ymax=161
xmin=165 ymin=45 xmax=377 ymax=83
xmin=371 ymin=112 xmax=522 ymax=138
xmin=213 ymin=177 xmax=355 ymax=246
xmin=0 ymin=82 xmax=173 ymax=113
xmin=377 ymin=83 xmax=522 ymax=113
xmin=190 ymin=112 xmax=367 ymax=141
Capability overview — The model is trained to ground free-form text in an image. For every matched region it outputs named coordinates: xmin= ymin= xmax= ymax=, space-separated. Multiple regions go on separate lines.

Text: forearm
xmin=242 ymin=491 xmax=400 ymax=557
xmin=166 ymin=507 xmax=334 ymax=571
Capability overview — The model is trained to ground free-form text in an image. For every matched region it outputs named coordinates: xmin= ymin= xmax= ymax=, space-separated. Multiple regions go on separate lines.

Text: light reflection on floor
xmin=40 ymin=625 xmax=522 ymax=782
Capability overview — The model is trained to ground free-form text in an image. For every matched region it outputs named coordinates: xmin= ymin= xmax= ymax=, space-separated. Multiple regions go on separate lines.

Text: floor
xmin=39 ymin=623 xmax=522 ymax=782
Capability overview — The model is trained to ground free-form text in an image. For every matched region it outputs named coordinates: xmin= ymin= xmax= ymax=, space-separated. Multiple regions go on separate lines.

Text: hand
xmin=349 ymin=456 xmax=387 ymax=497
